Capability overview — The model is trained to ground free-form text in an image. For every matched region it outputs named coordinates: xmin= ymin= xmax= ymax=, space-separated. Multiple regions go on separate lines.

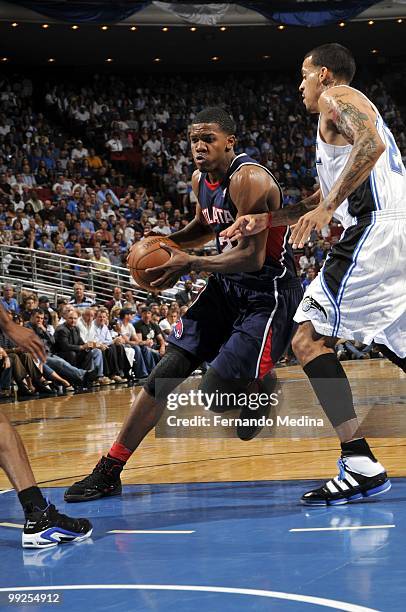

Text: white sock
xmin=344 ymin=455 xmax=385 ymax=477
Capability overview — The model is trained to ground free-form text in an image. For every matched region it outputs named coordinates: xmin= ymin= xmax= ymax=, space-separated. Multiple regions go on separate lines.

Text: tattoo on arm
xmin=324 ymin=97 xmax=382 ymax=211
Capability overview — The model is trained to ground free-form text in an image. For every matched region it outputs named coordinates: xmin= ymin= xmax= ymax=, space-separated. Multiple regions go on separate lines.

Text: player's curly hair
xmin=305 ymin=43 xmax=356 ymax=83
xmin=192 ymin=106 xmax=236 ymax=135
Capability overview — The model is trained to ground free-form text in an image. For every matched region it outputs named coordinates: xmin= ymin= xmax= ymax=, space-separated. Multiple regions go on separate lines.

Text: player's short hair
xmin=192 ymin=107 xmax=236 ymax=135
xmin=305 ymin=43 xmax=356 ymax=83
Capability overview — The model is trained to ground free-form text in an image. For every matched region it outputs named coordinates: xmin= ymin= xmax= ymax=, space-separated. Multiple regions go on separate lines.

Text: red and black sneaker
xmin=64 ymin=456 xmax=123 ymax=503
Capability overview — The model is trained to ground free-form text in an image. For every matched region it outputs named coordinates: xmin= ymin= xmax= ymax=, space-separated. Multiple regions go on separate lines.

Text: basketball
xmin=127 ymin=235 xmax=180 ymax=290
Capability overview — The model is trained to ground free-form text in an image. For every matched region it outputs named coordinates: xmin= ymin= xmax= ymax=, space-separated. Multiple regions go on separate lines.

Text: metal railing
xmin=0 ymin=245 xmax=178 ymax=304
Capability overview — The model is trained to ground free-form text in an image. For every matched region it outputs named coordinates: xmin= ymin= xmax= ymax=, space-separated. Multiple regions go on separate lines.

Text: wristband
xmin=267 ymin=212 xmax=273 ymax=228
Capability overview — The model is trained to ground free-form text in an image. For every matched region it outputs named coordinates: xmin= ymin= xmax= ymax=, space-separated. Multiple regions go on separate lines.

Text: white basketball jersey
xmin=316 ymin=85 xmax=406 ymax=228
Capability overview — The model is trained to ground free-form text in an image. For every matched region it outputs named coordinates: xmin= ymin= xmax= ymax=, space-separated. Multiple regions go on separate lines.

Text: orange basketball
xmin=127 ymin=235 xmax=180 ymax=291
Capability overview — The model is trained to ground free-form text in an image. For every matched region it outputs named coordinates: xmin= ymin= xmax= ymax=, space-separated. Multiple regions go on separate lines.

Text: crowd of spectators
xmin=0 ymin=69 xmax=403 ymax=391
xmin=0 ymin=280 xmax=198 ymax=401
xmin=0 ymin=71 xmax=404 ymax=267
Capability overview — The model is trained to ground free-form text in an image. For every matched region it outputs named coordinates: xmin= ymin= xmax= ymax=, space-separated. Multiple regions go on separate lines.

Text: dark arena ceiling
xmin=0 ymin=1 xmax=405 ymax=69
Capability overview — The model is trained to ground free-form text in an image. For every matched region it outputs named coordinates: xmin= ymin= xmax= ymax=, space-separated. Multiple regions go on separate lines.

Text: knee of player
xmin=199 ymin=367 xmax=250 ymax=412
xmin=292 ymin=324 xmax=315 ymax=361
xmin=0 ymin=418 xmax=17 ymax=450
xmin=144 ymin=345 xmax=200 ymax=400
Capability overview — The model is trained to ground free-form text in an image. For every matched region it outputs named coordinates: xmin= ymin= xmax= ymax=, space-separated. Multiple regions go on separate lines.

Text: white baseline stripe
xmin=108 ymin=530 xmax=194 ymax=534
xmin=0 ymin=489 xmax=13 ymax=495
xmin=290 ymin=525 xmax=395 ymax=533
xmin=0 ymin=522 xmax=23 ymax=529
xmin=0 ymin=584 xmax=379 ymax=612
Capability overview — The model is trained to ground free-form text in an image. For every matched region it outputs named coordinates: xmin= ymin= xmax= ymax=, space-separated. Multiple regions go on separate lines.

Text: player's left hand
xmin=289 ymin=205 xmax=333 ymax=249
xmin=147 ymin=243 xmax=193 ymax=290
xmin=4 ymin=320 xmax=46 ymax=362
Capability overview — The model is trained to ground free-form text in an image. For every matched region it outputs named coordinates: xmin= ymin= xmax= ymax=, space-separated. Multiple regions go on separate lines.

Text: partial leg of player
xmin=0 ymin=409 xmax=92 ymax=548
xmin=292 ymin=322 xmax=391 ymax=506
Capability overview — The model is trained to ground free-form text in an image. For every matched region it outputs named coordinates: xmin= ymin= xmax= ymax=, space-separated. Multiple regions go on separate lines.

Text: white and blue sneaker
xmin=301 ymin=456 xmax=391 ymax=506
xmin=22 ymin=503 xmax=93 ymax=548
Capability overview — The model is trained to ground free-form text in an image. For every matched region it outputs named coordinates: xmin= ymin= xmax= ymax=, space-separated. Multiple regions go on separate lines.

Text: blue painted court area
xmin=1 ymin=479 xmax=406 ymax=611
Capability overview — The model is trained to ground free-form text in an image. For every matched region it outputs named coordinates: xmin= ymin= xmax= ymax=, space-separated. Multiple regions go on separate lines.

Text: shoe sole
xmin=64 ymin=487 xmax=122 ymax=503
xmin=22 ymin=528 xmax=93 ymax=549
xmin=301 ymin=479 xmax=392 ymax=506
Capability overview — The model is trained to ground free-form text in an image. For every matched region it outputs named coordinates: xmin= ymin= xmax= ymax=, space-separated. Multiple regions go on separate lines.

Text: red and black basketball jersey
xmin=198 ymin=153 xmax=297 ymax=289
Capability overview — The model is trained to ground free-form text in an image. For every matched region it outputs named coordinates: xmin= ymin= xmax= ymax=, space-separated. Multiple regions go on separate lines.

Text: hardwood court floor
xmin=1 ymin=359 xmax=406 ymax=490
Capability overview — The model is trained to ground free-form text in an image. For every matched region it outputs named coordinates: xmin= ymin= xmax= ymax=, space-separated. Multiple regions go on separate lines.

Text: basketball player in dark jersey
xmin=0 ymin=305 xmax=92 ymax=547
xmin=64 ymin=107 xmax=303 ymax=503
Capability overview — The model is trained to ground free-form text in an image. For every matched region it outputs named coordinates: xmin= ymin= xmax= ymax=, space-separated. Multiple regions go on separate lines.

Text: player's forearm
xmin=0 ymin=304 xmax=12 ymax=332
xmin=190 ymin=239 xmax=264 ymax=274
xmin=170 ymin=219 xmax=214 ymax=249
xmin=323 ymin=138 xmax=385 ymax=213
xmin=271 ymin=189 xmax=321 ymax=226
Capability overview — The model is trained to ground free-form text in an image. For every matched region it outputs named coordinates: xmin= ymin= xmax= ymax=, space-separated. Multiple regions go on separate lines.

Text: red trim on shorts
xmin=259 ymin=327 xmax=274 ymax=379
xmin=204 ymin=178 xmax=220 ymax=190
xmin=266 ymin=226 xmax=286 ymax=262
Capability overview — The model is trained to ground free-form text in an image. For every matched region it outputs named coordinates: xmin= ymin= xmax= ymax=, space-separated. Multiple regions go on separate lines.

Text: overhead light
xmin=11 ymin=22 xmax=18 ymax=28
xmin=154 ymin=57 xmax=161 ymax=62
xmin=368 ymin=20 xmax=374 ymax=25
xmin=278 ymin=25 xmax=285 ymax=30
xmin=1 ymin=57 xmax=8 ymax=62
xmin=211 ymin=56 xmax=219 ymax=61
xmin=130 ymin=26 xmax=137 ymax=31
xmin=220 ymin=26 xmax=226 ymax=31
xmin=371 ymin=49 xmax=378 ymax=54
xmin=48 ymin=58 xmax=55 ymax=63
xmin=162 ymin=27 xmax=169 ymax=32
xmin=101 ymin=25 xmax=108 ymax=31
xmin=42 ymin=23 xmax=49 ymax=29
xmin=397 ymin=18 xmax=403 ymax=24
xmin=190 ymin=27 xmax=197 ymax=32
xmin=106 ymin=58 xmax=113 ymax=63
xmin=263 ymin=55 xmax=270 ymax=59
xmin=71 ymin=25 xmax=79 ymax=30
xmin=339 ymin=21 xmax=345 ymax=27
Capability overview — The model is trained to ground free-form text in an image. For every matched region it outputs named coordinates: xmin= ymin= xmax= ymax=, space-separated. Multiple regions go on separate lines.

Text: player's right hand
xmin=220 ymin=212 xmax=269 ymax=240
xmin=5 ymin=321 xmax=46 ymax=362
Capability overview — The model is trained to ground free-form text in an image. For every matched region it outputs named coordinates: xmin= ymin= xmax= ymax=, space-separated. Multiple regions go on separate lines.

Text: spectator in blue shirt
xmin=0 ymin=284 xmax=19 ymax=313
xmin=96 ymin=183 xmax=120 ymax=207
xmin=79 ymin=211 xmax=95 ymax=233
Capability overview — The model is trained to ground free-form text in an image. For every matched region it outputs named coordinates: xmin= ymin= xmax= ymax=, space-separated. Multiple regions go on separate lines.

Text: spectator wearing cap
xmin=38 ymin=295 xmax=54 ymax=315
xmin=71 ymin=140 xmax=89 ymax=161
xmin=134 ymin=307 xmax=165 ymax=366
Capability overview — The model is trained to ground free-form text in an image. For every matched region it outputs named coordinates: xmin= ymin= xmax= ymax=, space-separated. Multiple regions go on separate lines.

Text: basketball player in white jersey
xmin=222 ymin=43 xmax=406 ymax=505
